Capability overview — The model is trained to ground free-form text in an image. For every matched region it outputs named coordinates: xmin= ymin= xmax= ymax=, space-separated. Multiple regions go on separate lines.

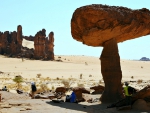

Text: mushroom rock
xmin=45 ymin=31 xmax=54 ymax=60
xmin=71 ymin=4 xmax=150 ymax=103
xmin=17 ymin=25 xmax=23 ymax=53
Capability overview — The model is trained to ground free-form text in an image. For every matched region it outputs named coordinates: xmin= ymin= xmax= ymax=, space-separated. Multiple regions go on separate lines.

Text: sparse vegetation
xmin=137 ymin=79 xmax=143 ymax=84
xmin=36 ymin=74 xmax=41 ymax=78
xmin=13 ymin=75 xmax=24 ymax=89
xmin=89 ymin=74 xmax=92 ymax=77
xmin=77 ymin=83 xmax=84 ymax=88
xmin=61 ymin=78 xmax=74 ymax=88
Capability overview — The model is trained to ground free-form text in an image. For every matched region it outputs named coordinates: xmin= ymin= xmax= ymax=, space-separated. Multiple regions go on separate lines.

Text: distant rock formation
xmin=0 ymin=25 xmax=54 ymax=60
xmin=140 ymin=57 xmax=150 ymax=61
xmin=23 ymin=35 xmax=34 ymax=41
xmin=34 ymin=29 xmax=46 ymax=59
xmin=0 ymin=25 xmax=23 ymax=56
xmin=45 ymin=32 xmax=54 ymax=60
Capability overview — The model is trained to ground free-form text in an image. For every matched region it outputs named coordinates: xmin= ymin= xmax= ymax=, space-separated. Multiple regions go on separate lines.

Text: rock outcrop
xmin=90 ymin=85 xmax=105 ymax=94
xmin=23 ymin=35 xmax=34 ymax=41
xmin=71 ymin=4 xmax=150 ymax=103
xmin=0 ymin=25 xmax=54 ymax=60
xmin=45 ymin=32 xmax=54 ymax=60
xmin=34 ymin=29 xmax=46 ymax=59
xmin=0 ymin=25 xmax=23 ymax=56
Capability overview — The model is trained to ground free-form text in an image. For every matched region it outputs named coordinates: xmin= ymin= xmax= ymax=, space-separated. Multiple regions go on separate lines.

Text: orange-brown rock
xmin=10 ymin=31 xmax=18 ymax=55
xmin=71 ymin=4 xmax=150 ymax=47
xmin=100 ymin=38 xmax=123 ymax=102
xmin=34 ymin=29 xmax=46 ymax=59
xmin=45 ymin=31 xmax=54 ymax=60
xmin=55 ymin=87 xmax=66 ymax=93
xmin=23 ymin=35 xmax=34 ymax=41
xmin=17 ymin=25 xmax=23 ymax=53
xmin=90 ymin=85 xmax=104 ymax=94
xmin=72 ymin=87 xmax=87 ymax=102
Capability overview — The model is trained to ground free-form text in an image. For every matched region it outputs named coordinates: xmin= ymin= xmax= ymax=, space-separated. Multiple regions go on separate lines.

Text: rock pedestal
xmin=100 ymin=38 xmax=123 ymax=103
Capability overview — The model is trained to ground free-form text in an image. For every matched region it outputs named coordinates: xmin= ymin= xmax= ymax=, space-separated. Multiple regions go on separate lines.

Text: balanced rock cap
xmin=71 ymin=4 xmax=150 ymax=47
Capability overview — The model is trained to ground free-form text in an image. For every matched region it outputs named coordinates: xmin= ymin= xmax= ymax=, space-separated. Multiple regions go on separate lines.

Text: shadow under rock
xmin=46 ymin=101 xmax=109 ymax=113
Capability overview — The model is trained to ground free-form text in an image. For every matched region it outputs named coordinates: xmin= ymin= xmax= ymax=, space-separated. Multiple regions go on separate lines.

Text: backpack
xmin=128 ymin=86 xmax=136 ymax=95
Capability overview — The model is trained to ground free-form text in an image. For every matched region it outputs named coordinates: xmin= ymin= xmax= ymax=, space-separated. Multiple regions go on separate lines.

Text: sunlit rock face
xmin=71 ymin=4 xmax=150 ymax=47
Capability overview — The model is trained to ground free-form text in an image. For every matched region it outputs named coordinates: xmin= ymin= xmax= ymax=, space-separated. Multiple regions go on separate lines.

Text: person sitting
xmin=124 ymin=82 xmax=136 ymax=106
xmin=2 ymin=86 xmax=8 ymax=91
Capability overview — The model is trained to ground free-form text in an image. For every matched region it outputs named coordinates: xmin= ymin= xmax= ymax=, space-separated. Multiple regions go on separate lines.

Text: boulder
xmin=55 ymin=87 xmax=66 ymax=93
xmin=132 ymin=99 xmax=150 ymax=111
xmin=90 ymin=85 xmax=105 ymax=94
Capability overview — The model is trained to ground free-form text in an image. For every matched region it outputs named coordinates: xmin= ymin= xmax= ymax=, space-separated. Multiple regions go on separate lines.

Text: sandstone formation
xmin=34 ymin=29 xmax=46 ymax=59
xmin=23 ymin=35 xmax=34 ymax=41
xmin=0 ymin=25 xmax=54 ymax=60
xmin=90 ymin=85 xmax=105 ymax=94
xmin=17 ymin=25 xmax=23 ymax=53
xmin=71 ymin=4 xmax=150 ymax=47
xmin=45 ymin=32 xmax=55 ymax=60
xmin=71 ymin=4 xmax=150 ymax=103
xmin=55 ymin=87 xmax=66 ymax=93
xmin=0 ymin=25 xmax=23 ymax=56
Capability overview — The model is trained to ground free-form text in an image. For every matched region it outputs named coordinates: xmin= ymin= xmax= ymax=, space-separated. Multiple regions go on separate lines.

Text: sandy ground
xmin=0 ymin=40 xmax=150 ymax=112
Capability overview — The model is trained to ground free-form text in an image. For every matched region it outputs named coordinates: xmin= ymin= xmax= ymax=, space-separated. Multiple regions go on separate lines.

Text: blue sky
xmin=0 ymin=0 xmax=150 ymax=60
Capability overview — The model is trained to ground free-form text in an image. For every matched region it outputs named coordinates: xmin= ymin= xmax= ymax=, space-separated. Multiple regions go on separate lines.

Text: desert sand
xmin=0 ymin=39 xmax=150 ymax=113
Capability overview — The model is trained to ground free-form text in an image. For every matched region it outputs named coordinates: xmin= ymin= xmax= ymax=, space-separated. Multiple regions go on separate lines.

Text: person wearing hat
xmin=31 ymin=82 xmax=37 ymax=99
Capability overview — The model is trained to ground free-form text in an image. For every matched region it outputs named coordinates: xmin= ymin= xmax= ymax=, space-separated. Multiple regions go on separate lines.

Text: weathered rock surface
xmin=100 ymin=38 xmax=123 ymax=103
xmin=34 ymin=29 xmax=46 ymax=59
xmin=17 ymin=25 xmax=23 ymax=53
xmin=0 ymin=25 xmax=54 ymax=60
xmin=55 ymin=87 xmax=66 ymax=93
xmin=23 ymin=35 xmax=34 ymax=41
xmin=45 ymin=32 xmax=54 ymax=60
xmin=71 ymin=4 xmax=150 ymax=47
xmin=90 ymin=85 xmax=104 ymax=94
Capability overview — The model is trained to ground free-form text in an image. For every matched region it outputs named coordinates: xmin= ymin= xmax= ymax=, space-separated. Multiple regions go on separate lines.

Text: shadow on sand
xmin=46 ymin=101 xmax=110 ymax=113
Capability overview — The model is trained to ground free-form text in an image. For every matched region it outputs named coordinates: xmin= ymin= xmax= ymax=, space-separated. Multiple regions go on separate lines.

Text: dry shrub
xmin=61 ymin=79 xmax=74 ymax=88
xmin=89 ymin=75 xmax=92 ymax=77
xmin=137 ymin=79 xmax=143 ymax=84
xmin=35 ymin=84 xmax=50 ymax=93
xmin=131 ymin=76 xmax=134 ymax=79
xmin=77 ymin=83 xmax=84 ymax=88
xmin=36 ymin=74 xmax=41 ymax=78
